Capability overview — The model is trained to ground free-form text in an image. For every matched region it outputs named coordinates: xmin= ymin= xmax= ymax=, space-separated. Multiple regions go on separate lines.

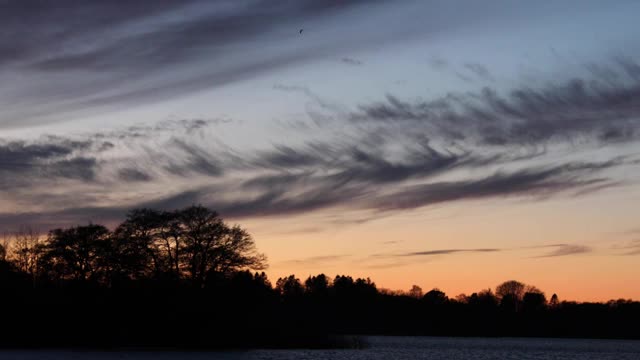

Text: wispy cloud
xmin=0 ymin=0 xmax=398 ymax=127
xmin=624 ymin=241 xmax=640 ymax=256
xmin=613 ymin=239 xmax=640 ymax=256
xmin=464 ymin=63 xmax=494 ymax=82
xmin=0 ymin=115 xmax=633 ymax=230
xmin=402 ymin=248 xmax=500 ymax=256
xmin=363 ymin=247 xmax=500 ymax=269
xmin=0 ymin=137 xmax=109 ymax=188
xmin=341 ymin=57 xmax=363 ymax=66
xmin=623 ymin=228 xmax=640 ymax=235
xmin=362 ymin=243 xmax=594 ymax=268
xmin=367 ymin=161 xmax=622 ymax=212
xmin=381 ymin=240 xmax=403 ymax=245
xmin=352 ymin=59 xmax=640 ymax=147
xmin=365 ymin=261 xmax=415 ymax=269
xmin=1 ymin=56 xmax=639 ymax=230
xmin=535 ymin=245 xmax=592 ymax=258
xmin=278 ymin=254 xmax=350 ymax=267
xmin=522 ymin=244 xmax=569 ymax=249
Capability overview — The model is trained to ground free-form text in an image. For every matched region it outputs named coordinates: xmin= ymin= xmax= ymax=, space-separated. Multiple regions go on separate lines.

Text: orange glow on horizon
xmin=244 ymin=188 xmax=640 ymax=303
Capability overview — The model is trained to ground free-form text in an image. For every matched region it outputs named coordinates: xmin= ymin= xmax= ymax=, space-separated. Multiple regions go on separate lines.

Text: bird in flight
xmin=299 ymin=29 xmax=303 ymax=34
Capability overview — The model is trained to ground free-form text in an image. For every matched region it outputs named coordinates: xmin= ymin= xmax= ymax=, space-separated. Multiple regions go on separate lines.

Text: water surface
xmin=2 ymin=336 xmax=639 ymax=359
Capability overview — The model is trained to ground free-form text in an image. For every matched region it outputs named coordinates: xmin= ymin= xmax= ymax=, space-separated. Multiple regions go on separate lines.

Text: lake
xmin=1 ymin=336 xmax=639 ymax=359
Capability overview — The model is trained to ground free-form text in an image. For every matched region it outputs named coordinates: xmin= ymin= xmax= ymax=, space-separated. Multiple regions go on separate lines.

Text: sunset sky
xmin=1 ymin=0 xmax=639 ymax=301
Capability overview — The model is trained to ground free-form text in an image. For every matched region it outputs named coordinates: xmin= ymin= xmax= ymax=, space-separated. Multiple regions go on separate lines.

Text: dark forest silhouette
xmin=0 ymin=206 xmax=638 ymax=349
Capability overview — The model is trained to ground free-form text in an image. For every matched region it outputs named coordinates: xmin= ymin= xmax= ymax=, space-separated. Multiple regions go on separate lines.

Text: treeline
xmin=1 ymin=206 xmax=267 ymax=288
xmin=0 ymin=206 xmax=639 ymax=349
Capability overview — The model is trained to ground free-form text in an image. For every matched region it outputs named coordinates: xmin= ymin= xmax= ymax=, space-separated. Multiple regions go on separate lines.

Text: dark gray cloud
xmin=0 ymin=119 xmax=631 ymax=230
xmin=535 ymin=245 xmax=592 ymax=258
xmin=0 ymin=1 xmax=184 ymax=66
xmin=2 ymin=54 xmax=640 ymax=230
xmin=0 ymin=137 xmax=105 ymax=188
xmin=0 ymin=0 xmax=387 ymax=127
xmin=216 ymin=182 xmax=368 ymax=218
xmin=353 ymin=59 xmax=640 ymax=147
xmin=464 ymin=63 xmax=494 ymax=82
xmin=0 ymin=118 xmax=226 ymax=190
xmin=0 ymin=205 xmax=129 ymax=231
xmin=163 ymin=139 xmax=223 ymax=177
xmin=1 ymin=0 xmax=372 ymax=69
xmin=0 ymin=0 xmax=638 ymax=251
xmin=326 ymin=143 xmax=465 ymax=185
xmin=341 ymin=57 xmax=363 ymax=66
xmin=253 ymin=144 xmax=327 ymax=169
xmin=368 ymin=160 xmax=622 ymax=212
xmin=91 ymin=118 xmax=226 ymax=141
xmin=0 ymin=138 xmax=91 ymax=164
xmin=245 ymin=139 xmax=481 ymax=192
xmin=117 ymin=167 xmax=153 ymax=183
xmin=60 ymin=157 xmax=623 ymax=223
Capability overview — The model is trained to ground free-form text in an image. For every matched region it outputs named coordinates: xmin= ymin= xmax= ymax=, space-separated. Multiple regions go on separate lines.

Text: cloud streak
xmin=613 ymin=239 xmax=640 ymax=256
xmin=400 ymin=248 xmax=500 ymax=256
xmin=0 ymin=137 xmax=108 ymax=188
xmin=353 ymin=59 xmax=640 ymax=147
xmin=341 ymin=57 xmax=363 ymax=66
xmin=368 ymin=161 xmax=622 ymax=212
xmin=535 ymin=245 xmax=592 ymax=258
xmin=1 ymin=56 xmax=639 ymax=230
xmin=0 ymin=119 xmax=633 ymax=230
xmin=0 ymin=0 xmax=397 ymax=127
xmin=278 ymin=254 xmax=350 ymax=267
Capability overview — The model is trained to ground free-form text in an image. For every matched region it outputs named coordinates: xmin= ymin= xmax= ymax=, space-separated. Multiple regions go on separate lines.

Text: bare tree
xmin=0 ymin=231 xmax=9 ymax=262
xmin=113 ymin=209 xmax=168 ymax=279
xmin=42 ymin=224 xmax=111 ymax=283
xmin=114 ymin=206 xmax=267 ymax=285
xmin=408 ymin=285 xmax=424 ymax=299
xmin=10 ymin=226 xmax=44 ymax=286
xmin=179 ymin=207 xmax=267 ymax=286
xmin=495 ymin=280 xmax=527 ymax=301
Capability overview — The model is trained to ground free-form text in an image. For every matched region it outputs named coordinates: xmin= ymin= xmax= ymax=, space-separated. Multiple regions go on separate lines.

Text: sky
xmin=1 ymin=0 xmax=640 ymax=301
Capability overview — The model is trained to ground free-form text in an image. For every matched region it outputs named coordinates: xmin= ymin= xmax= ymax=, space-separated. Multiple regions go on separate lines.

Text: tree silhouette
xmin=305 ymin=274 xmax=331 ymax=297
xmin=496 ymin=280 xmax=527 ymax=300
xmin=276 ymin=275 xmax=304 ymax=299
xmin=467 ymin=288 xmax=499 ymax=311
xmin=40 ymin=224 xmax=111 ymax=283
xmin=0 ymin=241 xmax=5 ymax=262
xmin=496 ymin=280 xmax=528 ymax=312
xmin=423 ymin=288 xmax=448 ymax=306
xmin=112 ymin=206 xmax=267 ymax=286
xmin=9 ymin=227 xmax=44 ymax=281
xmin=1 ymin=208 xmax=639 ymax=348
xmin=113 ymin=208 xmax=170 ymax=280
xmin=408 ymin=285 xmax=423 ymax=298
xmin=522 ymin=291 xmax=547 ymax=312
